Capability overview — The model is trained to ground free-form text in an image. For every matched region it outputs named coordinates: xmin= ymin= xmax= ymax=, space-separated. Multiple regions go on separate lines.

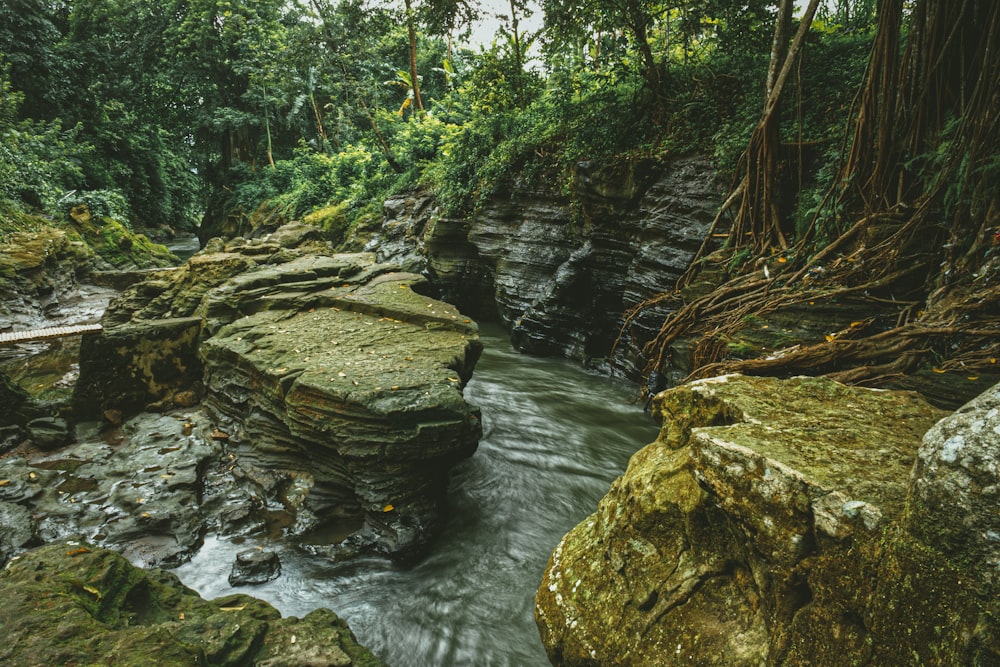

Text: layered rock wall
xmin=375 ymin=157 xmax=723 ymax=377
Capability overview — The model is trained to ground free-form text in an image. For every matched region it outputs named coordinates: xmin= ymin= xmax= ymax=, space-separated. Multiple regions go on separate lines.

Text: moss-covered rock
xmin=75 ymin=222 xmax=482 ymax=561
xmin=536 ymin=375 xmax=1000 ymax=665
xmin=0 ymin=542 xmax=386 ymax=666
xmin=68 ymin=204 xmax=178 ymax=269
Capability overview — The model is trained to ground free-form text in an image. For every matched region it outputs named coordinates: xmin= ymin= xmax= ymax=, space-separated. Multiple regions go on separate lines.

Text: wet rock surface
xmin=375 ymin=156 xmax=723 ymax=375
xmin=536 ymin=375 xmax=1000 ymax=665
xmin=72 ymin=222 xmax=482 ymax=561
xmin=229 ymin=548 xmax=282 ymax=586
xmin=905 ymin=380 xmax=1000 ymax=593
xmin=0 ymin=542 xmax=386 ymax=667
xmin=0 ymin=410 xmax=223 ymax=567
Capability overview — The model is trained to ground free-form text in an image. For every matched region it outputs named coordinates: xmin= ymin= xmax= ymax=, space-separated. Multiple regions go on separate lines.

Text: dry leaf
xmin=383 ymin=504 xmax=395 ymax=512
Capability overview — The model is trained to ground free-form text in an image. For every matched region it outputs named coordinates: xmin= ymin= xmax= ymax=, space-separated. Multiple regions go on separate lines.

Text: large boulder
xmin=74 ymin=223 xmax=482 ymax=561
xmin=905 ymin=381 xmax=1000 ymax=594
xmin=536 ymin=375 xmax=1000 ymax=665
xmin=0 ymin=542 xmax=386 ymax=667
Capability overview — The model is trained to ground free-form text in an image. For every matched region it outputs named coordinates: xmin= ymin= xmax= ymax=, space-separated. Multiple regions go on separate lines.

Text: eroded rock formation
xmin=72 ymin=223 xmax=482 ymax=561
xmin=536 ymin=375 xmax=1000 ymax=665
xmin=374 ymin=157 xmax=723 ymax=377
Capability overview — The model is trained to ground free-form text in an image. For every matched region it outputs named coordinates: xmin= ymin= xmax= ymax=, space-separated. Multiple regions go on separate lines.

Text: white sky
xmin=466 ymin=0 xmax=544 ymax=48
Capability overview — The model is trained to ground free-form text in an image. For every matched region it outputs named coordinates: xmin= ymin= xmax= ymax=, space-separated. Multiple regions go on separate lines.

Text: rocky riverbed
xmin=2 ymin=219 xmax=483 ymax=664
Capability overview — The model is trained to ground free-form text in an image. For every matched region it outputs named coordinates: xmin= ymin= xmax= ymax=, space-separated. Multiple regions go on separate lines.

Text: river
xmin=175 ymin=325 xmax=658 ymax=666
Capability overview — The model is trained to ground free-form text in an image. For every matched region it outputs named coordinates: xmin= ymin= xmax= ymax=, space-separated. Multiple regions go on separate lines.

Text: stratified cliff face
xmin=375 ymin=157 xmax=724 ymax=378
xmin=535 ymin=375 xmax=1000 ymax=666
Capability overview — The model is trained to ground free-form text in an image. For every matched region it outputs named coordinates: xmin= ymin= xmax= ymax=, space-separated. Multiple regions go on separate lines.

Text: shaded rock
xmin=229 ymin=548 xmax=281 ymax=586
xmin=905 ymin=380 xmax=1000 ymax=592
xmin=199 ymin=261 xmax=482 ymax=561
xmin=0 ymin=410 xmax=222 ymax=567
xmin=0 ymin=370 xmax=34 ymax=429
xmin=0 ymin=501 xmax=35 ymax=563
xmin=0 ymin=542 xmax=386 ymax=667
xmin=26 ymin=416 xmax=70 ymax=450
xmin=73 ymin=316 xmax=204 ymax=417
xmin=0 ymin=227 xmax=94 ymax=333
xmin=536 ymin=375 xmax=999 ymax=665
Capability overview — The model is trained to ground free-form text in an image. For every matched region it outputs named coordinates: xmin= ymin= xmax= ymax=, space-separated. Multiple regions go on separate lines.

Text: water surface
xmin=176 ymin=326 xmax=658 ymax=666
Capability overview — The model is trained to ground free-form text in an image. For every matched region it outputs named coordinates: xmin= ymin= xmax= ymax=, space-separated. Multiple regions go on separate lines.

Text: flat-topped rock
xmin=73 ymin=223 xmax=482 ymax=561
xmin=536 ymin=375 xmax=999 ymax=665
xmin=663 ymin=374 xmax=939 ymax=543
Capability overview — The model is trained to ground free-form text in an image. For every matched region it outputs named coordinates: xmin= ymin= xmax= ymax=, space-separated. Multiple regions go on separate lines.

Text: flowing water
xmin=176 ymin=325 xmax=660 ymax=666
xmin=165 ymin=235 xmax=202 ymax=262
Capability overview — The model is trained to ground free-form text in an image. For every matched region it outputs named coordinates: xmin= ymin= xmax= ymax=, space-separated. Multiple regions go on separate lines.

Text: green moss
xmin=303 ymin=202 xmax=350 ymax=246
xmin=69 ymin=205 xmax=177 ymax=269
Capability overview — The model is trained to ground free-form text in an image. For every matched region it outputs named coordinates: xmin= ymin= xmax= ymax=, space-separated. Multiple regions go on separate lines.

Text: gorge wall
xmin=374 ymin=156 xmax=724 ymax=383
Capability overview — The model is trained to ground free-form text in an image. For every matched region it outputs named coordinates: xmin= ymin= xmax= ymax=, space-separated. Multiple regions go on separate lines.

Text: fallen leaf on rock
xmin=0 ymin=480 xmax=9 ymax=487
xmin=383 ymin=504 xmax=395 ymax=512
xmin=220 ymin=603 xmax=248 ymax=612
xmin=66 ymin=547 xmax=90 ymax=557
xmin=211 ymin=429 xmax=230 ymax=441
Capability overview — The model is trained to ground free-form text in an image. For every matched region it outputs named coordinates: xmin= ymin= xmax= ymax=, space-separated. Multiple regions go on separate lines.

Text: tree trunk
xmin=624 ymin=0 xmax=658 ymax=83
xmin=729 ymin=0 xmax=821 ymax=254
xmin=404 ymin=0 xmax=424 ymax=112
xmin=767 ymin=0 xmax=794 ymax=98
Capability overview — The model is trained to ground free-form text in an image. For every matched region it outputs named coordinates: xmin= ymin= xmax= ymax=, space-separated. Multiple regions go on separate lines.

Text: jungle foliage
xmin=2 ymin=0 xmax=995 ymax=392
xmin=1 ymin=0 xmax=872 ymax=236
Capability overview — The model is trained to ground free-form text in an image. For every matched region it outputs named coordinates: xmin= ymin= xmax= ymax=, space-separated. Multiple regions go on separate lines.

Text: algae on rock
xmin=0 ymin=542 xmax=386 ymax=667
xmin=536 ymin=375 xmax=1000 ymax=665
xmin=73 ymin=222 xmax=483 ymax=561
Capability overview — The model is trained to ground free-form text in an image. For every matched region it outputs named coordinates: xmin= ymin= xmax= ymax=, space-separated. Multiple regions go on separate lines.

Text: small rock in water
xmin=229 ymin=548 xmax=281 ymax=586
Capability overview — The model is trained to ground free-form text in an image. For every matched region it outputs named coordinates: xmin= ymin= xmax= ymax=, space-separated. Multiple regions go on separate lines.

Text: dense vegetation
xmin=1 ymin=0 xmax=871 ymax=237
xmin=2 ymin=0 xmax=996 ymax=393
